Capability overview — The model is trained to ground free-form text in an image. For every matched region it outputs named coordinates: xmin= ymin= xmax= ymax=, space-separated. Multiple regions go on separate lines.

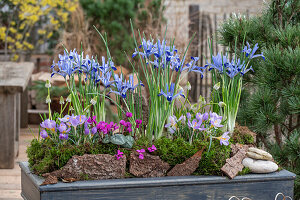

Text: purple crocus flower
xmin=158 ymin=83 xmax=185 ymax=102
xmin=186 ymin=112 xmax=192 ymax=120
xmin=217 ymin=132 xmax=230 ymax=146
xmin=148 ymin=145 xmax=157 ymax=152
xmin=91 ymin=127 xmax=97 ymax=135
xmin=76 ymin=115 xmax=87 ymax=125
xmin=115 ymin=150 xmax=124 ymax=160
xmin=40 ymin=130 xmax=48 ymax=139
xmin=58 ymin=115 xmax=70 ymax=123
xmin=196 ymin=112 xmax=209 ymax=122
xmin=59 ymin=133 xmax=68 ymax=140
xmin=40 ymin=119 xmax=56 ymax=132
xmin=69 ymin=115 xmax=80 ymax=127
xmin=165 ymin=115 xmax=184 ymax=134
xmin=210 ymin=112 xmax=223 ymax=128
xmin=188 ymin=119 xmax=206 ymax=131
xmin=58 ymin=123 xmax=71 ymax=134
xmin=84 ymin=127 xmax=90 ymax=135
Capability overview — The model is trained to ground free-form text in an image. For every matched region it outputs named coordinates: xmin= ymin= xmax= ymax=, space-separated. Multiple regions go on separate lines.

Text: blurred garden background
xmin=0 ymin=0 xmax=299 ymax=199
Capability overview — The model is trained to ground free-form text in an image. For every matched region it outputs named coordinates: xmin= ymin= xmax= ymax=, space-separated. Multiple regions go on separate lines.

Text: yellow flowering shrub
xmin=0 ymin=0 xmax=78 ymax=61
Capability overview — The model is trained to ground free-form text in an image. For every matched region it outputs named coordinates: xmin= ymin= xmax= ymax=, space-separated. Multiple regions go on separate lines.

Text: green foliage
xmin=270 ymin=130 xmax=300 ymax=200
xmin=238 ymin=167 xmax=251 ymax=176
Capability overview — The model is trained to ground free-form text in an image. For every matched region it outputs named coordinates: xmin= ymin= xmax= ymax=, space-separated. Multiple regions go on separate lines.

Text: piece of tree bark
xmin=221 ymin=144 xmax=248 ymax=179
xmin=42 ymin=154 xmax=126 ymax=185
xmin=129 ymin=152 xmax=170 ymax=178
xmin=167 ymin=147 xmax=205 ymax=176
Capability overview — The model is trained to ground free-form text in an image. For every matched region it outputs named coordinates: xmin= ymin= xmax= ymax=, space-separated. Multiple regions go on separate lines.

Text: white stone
xmin=247 ymin=147 xmax=273 ymax=161
xmin=242 ymin=158 xmax=278 ymax=173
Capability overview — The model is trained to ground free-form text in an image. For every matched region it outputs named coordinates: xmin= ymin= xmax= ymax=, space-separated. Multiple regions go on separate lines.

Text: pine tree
xmin=218 ymin=0 xmax=300 ymax=198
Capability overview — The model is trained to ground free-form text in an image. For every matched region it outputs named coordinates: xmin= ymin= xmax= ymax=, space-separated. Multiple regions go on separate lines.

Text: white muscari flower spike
xmin=46 ymin=95 xmax=51 ymax=103
xmin=66 ymin=94 xmax=71 ymax=103
xmin=59 ymin=96 xmax=64 ymax=105
xmin=186 ymin=81 xmax=191 ymax=90
xmin=213 ymin=82 xmax=220 ymax=90
xmin=45 ymin=80 xmax=51 ymax=88
xmin=218 ymin=101 xmax=226 ymax=107
xmin=90 ymin=97 xmax=97 ymax=105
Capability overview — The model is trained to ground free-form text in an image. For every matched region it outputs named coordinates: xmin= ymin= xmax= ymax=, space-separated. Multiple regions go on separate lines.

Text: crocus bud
xmin=45 ymin=80 xmax=51 ymax=88
xmin=90 ymin=97 xmax=97 ymax=105
xmin=186 ymin=81 xmax=191 ymax=90
xmin=213 ymin=82 xmax=220 ymax=90
xmin=66 ymin=94 xmax=72 ymax=103
xmin=59 ymin=96 xmax=65 ymax=105
xmin=46 ymin=95 xmax=51 ymax=103
xmin=218 ymin=101 xmax=226 ymax=107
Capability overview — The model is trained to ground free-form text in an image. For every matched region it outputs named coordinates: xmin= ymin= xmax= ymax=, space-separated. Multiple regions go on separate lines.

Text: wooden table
xmin=0 ymin=62 xmax=34 ymax=169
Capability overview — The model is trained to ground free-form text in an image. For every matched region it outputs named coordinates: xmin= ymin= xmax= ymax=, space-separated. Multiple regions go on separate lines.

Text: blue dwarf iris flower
xmin=242 ymin=42 xmax=265 ymax=60
xmin=158 ymin=83 xmax=185 ymax=102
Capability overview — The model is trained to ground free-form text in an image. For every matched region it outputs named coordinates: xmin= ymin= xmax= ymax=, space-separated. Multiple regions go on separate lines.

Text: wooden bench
xmin=0 ymin=62 xmax=34 ymax=169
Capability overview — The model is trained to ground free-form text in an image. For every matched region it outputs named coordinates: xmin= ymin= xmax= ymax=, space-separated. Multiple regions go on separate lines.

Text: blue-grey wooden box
xmin=20 ymin=162 xmax=296 ymax=200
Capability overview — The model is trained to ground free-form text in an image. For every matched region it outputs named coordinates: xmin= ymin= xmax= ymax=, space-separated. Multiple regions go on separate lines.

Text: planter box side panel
xmin=21 ymin=169 xmax=40 ymax=200
xmin=40 ymin=179 xmax=294 ymax=200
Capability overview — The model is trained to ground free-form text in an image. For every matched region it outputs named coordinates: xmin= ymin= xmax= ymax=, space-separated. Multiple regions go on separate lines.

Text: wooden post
xmin=0 ymin=62 xmax=34 ymax=169
xmin=0 ymin=92 xmax=17 ymax=168
xmin=21 ymin=87 xmax=28 ymax=128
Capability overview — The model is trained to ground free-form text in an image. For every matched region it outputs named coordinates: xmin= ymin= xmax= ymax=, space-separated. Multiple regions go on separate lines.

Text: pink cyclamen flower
xmin=40 ymin=130 xmax=48 ymax=139
xmin=119 ymin=120 xmax=126 ymax=126
xmin=136 ymin=149 xmax=145 ymax=159
xmin=136 ymin=119 xmax=142 ymax=128
xmin=138 ymin=153 xmax=144 ymax=159
xmin=115 ymin=150 xmax=124 ymax=160
xmin=126 ymin=112 xmax=133 ymax=118
xmin=148 ymin=145 xmax=157 ymax=152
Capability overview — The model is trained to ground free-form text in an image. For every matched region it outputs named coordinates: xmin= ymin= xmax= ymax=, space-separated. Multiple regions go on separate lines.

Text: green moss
xmin=194 ymin=140 xmax=231 ymax=176
xmin=153 ymin=137 xmax=204 ymax=167
xmin=238 ymin=167 xmax=251 ymax=175
xmin=232 ymin=127 xmax=255 ymax=145
xmin=27 ymin=139 xmax=130 ymax=175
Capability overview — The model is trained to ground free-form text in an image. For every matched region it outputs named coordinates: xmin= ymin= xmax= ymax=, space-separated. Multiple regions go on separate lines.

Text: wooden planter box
xmin=20 ymin=162 xmax=296 ymax=200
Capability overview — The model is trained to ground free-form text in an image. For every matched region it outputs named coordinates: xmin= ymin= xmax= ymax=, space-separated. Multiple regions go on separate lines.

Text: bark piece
xmin=221 ymin=144 xmax=248 ymax=179
xmin=42 ymin=154 xmax=126 ymax=185
xmin=167 ymin=148 xmax=205 ymax=176
xmin=41 ymin=175 xmax=58 ymax=185
xmin=231 ymin=143 xmax=250 ymax=155
xmin=129 ymin=152 xmax=170 ymax=178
